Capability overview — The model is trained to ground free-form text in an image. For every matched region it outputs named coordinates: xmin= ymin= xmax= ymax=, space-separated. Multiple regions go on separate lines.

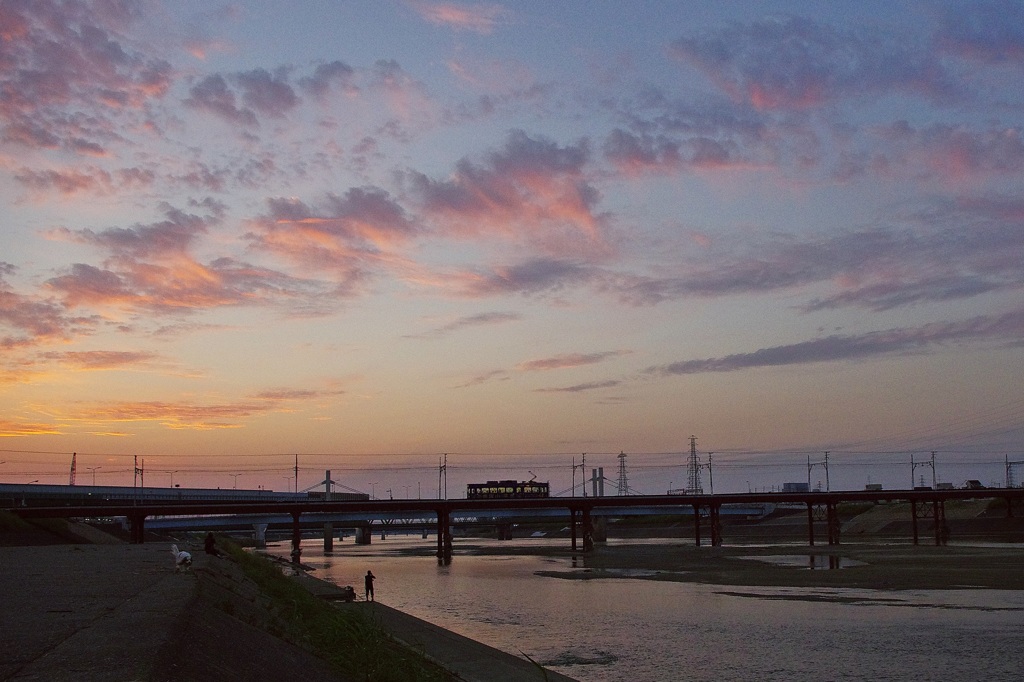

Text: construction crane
xmin=68 ymin=452 xmax=77 ymax=486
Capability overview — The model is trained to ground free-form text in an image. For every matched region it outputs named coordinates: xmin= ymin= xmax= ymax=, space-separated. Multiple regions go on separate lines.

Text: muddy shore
xmin=518 ymin=541 xmax=1024 ymax=591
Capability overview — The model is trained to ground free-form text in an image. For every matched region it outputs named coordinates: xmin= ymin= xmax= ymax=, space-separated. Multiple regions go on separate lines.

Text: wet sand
xmin=528 ymin=541 xmax=1024 ymax=591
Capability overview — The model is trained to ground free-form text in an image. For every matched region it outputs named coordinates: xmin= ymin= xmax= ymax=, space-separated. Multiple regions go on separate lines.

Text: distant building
xmin=865 ymin=483 xmax=883 ymax=491
xmin=782 ymin=482 xmax=810 ymax=493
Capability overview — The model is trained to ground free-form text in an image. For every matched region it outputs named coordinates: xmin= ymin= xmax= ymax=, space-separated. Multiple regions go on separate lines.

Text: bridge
xmin=7 ymin=485 xmax=1024 ymax=563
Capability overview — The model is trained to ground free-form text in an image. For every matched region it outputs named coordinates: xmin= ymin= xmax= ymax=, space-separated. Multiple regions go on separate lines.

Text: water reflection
xmin=740 ymin=554 xmax=867 ymax=569
xmin=266 ymin=537 xmax=1024 ymax=682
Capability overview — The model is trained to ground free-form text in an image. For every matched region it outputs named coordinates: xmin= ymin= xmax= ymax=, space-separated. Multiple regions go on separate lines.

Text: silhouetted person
xmin=204 ymin=532 xmax=220 ymax=557
xmin=364 ymin=570 xmax=375 ymax=601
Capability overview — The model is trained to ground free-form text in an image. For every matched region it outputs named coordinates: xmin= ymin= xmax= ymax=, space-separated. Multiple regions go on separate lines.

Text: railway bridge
xmin=8 ymin=486 xmax=1024 ymax=563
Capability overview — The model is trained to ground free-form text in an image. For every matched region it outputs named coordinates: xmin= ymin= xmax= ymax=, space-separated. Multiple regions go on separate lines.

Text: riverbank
xmin=528 ymin=541 xmax=1024 ymax=591
xmin=0 ymin=543 xmax=369 ymax=681
xmin=0 ymin=517 xmax=576 ymax=681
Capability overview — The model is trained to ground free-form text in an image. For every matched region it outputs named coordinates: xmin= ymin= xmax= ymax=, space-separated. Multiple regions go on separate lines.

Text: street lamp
xmin=85 ymin=467 xmax=101 ymax=485
xmin=230 ymin=473 xmax=241 ymax=489
xmin=369 ymin=481 xmax=379 ymax=499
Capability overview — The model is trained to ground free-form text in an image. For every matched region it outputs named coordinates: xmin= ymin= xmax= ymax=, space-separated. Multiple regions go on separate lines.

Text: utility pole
xmin=438 ymin=454 xmax=447 ymax=499
xmin=294 ymin=455 xmax=299 ymax=493
xmin=911 ymin=452 xmax=937 ymax=489
xmin=582 ymin=453 xmax=587 ymax=497
xmin=573 ymin=454 xmax=587 ymax=497
xmin=808 ymin=452 xmax=829 ymax=492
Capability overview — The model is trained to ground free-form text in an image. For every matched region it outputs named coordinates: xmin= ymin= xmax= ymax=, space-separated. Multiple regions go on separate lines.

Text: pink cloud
xmin=651 ymin=307 xmax=1024 ymax=376
xmin=234 ymin=67 xmax=299 ymax=118
xmin=612 ymin=194 xmax=1024 ymax=312
xmin=405 ymin=130 xmax=609 ymax=257
xmin=534 ymin=380 xmax=621 ymax=393
xmin=299 ymin=61 xmax=358 ymax=100
xmin=0 ymin=270 xmax=97 ymax=350
xmin=41 ymin=350 xmax=158 ymax=370
xmin=14 ymin=164 xmax=156 ymax=197
xmin=938 ymin=0 xmax=1024 ymax=64
xmin=408 ymin=1 xmax=506 ymax=34
xmin=184 ymin=74 xmax=258 ymax=126
xmin=247 ymin=187 xmax=417 ymax=291
xmin=0 ymin=0 xmax=173 ymax=151
xmin=57 ymin=385 xmax=342 ymax=431
xmin=669 ymin=15 xmax=958 ymax=110
xmin=868 ymin=122 xmax=1024 ymax=183
xmin=406 ymin=311 xmax=521 ymax=339
xmin=602 ymin=128 xmax=760 ymax=175
xmin=517 ymin=351 xmax=629 ymax=372
xmin=441 ymin=258 xmax=596 ymax=299
xmin=45 ymin=204 xmax=333 ymax=315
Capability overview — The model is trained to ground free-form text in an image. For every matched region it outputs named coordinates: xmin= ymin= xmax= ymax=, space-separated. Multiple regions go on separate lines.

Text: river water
xmin=266 ymin=537 xmax=1024 ymax=682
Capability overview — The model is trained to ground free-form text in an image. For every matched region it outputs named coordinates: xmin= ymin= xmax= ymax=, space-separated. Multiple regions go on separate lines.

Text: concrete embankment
xmin=0 ymin=544 xmax=345 ymax=681
xmin=0 ymin=542 xmax=576 ymax=681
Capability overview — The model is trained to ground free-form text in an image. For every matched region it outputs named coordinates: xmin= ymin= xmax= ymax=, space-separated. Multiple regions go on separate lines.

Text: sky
xmin=2 ymin=0 xmax=1023 ymax=496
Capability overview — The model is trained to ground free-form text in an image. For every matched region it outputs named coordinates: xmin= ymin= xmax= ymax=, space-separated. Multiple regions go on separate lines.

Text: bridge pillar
xmin=324 ymin=522 xmax=334 ymax=552
xmin=355 ymin=523 xmax=372 ymax=545
xmin=827 ymin=502 xmax=840 ymax=546
xmin=128 ymin=513 xmax=146 ymax=544
xmin=912 ymin=498 xmax=947 ymax=546
xmin=807 ymin=503 xmax=815 ymax=546
xmin=911 ymin=501 xmax=920 ymax=545
xmin=436 ymin=508 xmax=451 ymax=564
xmin=497 ymin=521 xmax=513 ymax=540
xmin=570 ymin=508 xmax=578 ymax=552
xmin=693 ymin=505 xmax=702 ymax=547
xmin=582 ymin=508 xmax=594 ymax=552
xmin=290 ymin=511 xmax=302 ymax=564
xmin=592 ymin=516 xmax=607 ymax=543
xmin=935 ymin=499 xmax=948 ymax=546
xmin=710 ymin=504 xmax=723 ymax=547
xmin=253 ymin=523 xmax=268 ymax=548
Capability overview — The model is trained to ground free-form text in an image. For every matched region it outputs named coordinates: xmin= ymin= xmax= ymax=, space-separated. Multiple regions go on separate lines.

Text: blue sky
xmin=1 ymin=1 xmax=1023 ymax=494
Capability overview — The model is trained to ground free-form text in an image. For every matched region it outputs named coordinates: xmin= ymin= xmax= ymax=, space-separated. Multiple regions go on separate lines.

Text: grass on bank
xmin=222 ymin=541 xmax=455 ymax=682
xmin=0 ymin=509 xmax=33 ymax=531
xmin=0 ymin=510 xmax=94 ymax=544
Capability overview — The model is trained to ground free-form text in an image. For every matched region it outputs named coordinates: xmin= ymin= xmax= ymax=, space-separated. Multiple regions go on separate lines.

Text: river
xmin=266 ymin=536 xmax=1024 ymax=681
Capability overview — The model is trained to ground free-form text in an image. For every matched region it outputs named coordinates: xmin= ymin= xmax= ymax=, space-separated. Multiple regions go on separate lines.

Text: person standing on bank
xmin=364 ymin=570 xmax=375 ymax=601
xmin=204 ymin=531 xmax=220 ymax=557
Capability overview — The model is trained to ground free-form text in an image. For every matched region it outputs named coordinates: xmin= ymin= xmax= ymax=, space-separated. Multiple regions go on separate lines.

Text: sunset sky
xmin=2 ymin=1 xmax=1023 ymax=495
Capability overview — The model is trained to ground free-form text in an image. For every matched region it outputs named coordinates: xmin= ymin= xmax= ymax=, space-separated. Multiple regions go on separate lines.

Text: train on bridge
xmin=466 ymin=480 xmax=549 ymax=499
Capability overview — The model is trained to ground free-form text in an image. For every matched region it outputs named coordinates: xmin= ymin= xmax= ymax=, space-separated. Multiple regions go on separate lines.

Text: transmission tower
xmin=686 ymin=436 xmax=703 ymax=494
xmin=1006 ymin=455 xmax=1022 ymax=488
xmin=616 ymin=451 xmax=629 ymax=496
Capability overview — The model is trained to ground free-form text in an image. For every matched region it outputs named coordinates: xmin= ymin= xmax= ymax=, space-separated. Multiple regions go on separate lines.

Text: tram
xmin=466 ymin=480 xmax=550 ymax=499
